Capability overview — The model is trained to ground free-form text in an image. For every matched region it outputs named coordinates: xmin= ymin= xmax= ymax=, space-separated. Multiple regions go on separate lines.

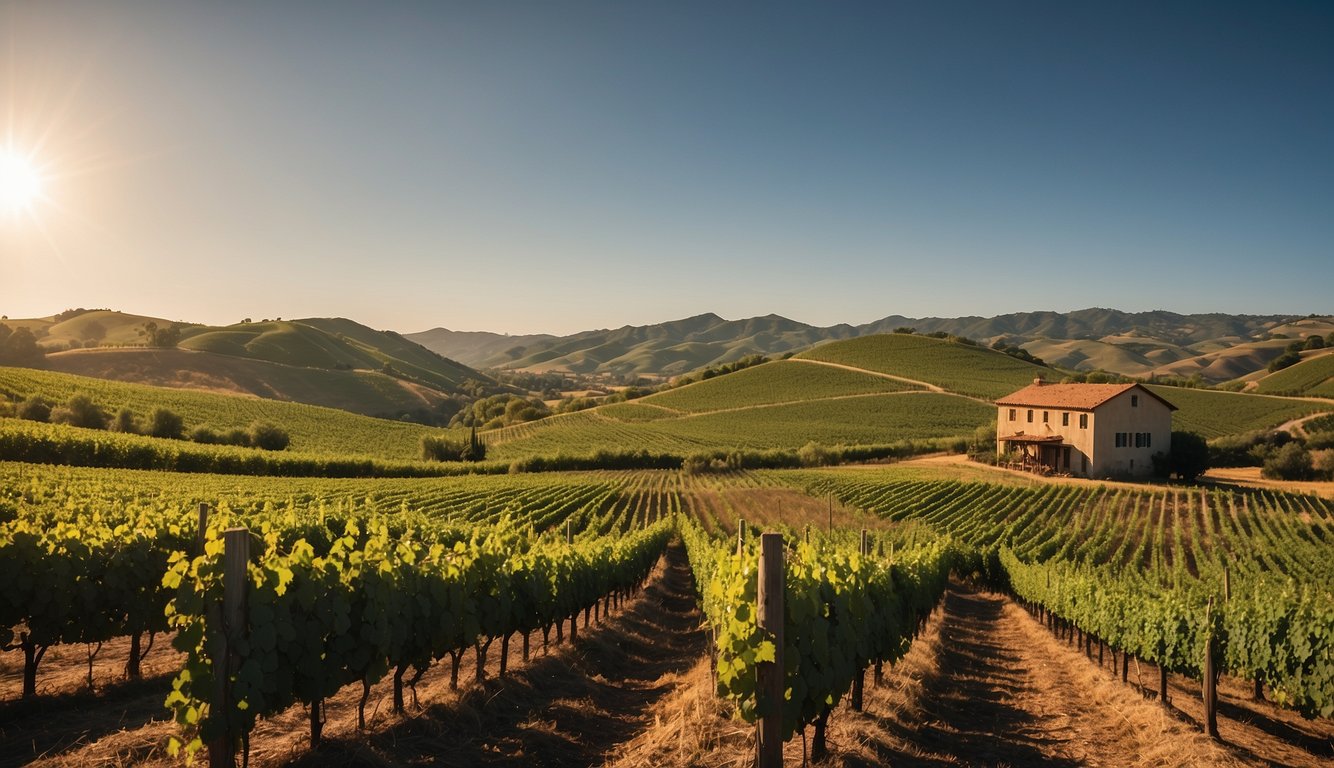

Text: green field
xmin=0 ymin=366 xmax=442 ymax=460
xmin=182 ymin=317 xmax=482 ymax=393
xmin=488 ymin=392 xmax=991 ymax=458
xmin=1253 ymin=353 xmax=1334 ymax=398
xmin=796 ymin=333 xmax=1048 ymax=400
xmin=641 ymin=359 xmax=918 ymax=413
xmin=1145 ymin=385 xmax=1327 ymax=438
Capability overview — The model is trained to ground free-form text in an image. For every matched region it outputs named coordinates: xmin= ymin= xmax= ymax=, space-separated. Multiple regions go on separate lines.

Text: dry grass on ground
xmin=12 ymin=544 xmax=707 ymax=768
xmin=608 ymin=583 xmax=1327 ymax=768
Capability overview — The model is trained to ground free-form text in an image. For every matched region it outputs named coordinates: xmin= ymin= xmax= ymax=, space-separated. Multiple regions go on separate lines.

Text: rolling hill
xmin=795 ymin=333 xmax=1050 ymax=400
xmin=42 ymin=347 xmax=458 ymax=421
xmin=0 ymin=366 xmax=444 ymax=460
xmin=482 ymin=333 xmax=1328 ymax=462
xmin=7 ymin=310 xmax=496 ymax=423
xmin=1251 ymin=352 xmax=1334 ymax=398
xmin=407 ymin=308 xmax=1319 ymax=381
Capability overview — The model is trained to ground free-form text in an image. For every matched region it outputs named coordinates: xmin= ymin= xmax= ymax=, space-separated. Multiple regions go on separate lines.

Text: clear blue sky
xmin=2 ymin=1 xmax=1330 ymax=334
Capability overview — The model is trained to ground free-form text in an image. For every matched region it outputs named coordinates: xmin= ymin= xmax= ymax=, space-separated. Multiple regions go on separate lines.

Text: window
xmin=1009 ymin=408 xmax=1016 ymax=421
xmin=1146 ymin=433 xmax=1151 ymax=448
xmin=1079 ymin=414 xmax=1088 ymax=429
xmin=1135 ymin=432 xmax=1144 ymax=448
xmin=1027 ymin=409 xmax=1033 ymax=423
xmin=1043 ymin=411 xmax=1049 ymax=423
xmin=1061 ymin=412 xmax=1069 ymax=427
xmin=1131 ymin=394 xmax=1139 ymax=407
xmin=1115 ymin=432 xmax=1127 ymax=448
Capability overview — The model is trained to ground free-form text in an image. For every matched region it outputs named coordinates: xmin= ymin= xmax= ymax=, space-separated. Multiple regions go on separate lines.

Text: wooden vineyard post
xmin=209 ymin=527 xmax=250 ymax=768
xmin=1203 ymin=597 xmax=1219 ymax=739
xmin=756 ymin=533 xmax=785 ymax=768
xmin=827 ymin=493 xmax=833 ymax=532
xmin=197 ymin=502 xmax=210 ymax=555
xmin=567 ymin=519 xmax=577 ymax=642
xmin=738 ymin=518 xmax=747 ymax=555
xmin=851 ymin=529 xmax=869 ymax=712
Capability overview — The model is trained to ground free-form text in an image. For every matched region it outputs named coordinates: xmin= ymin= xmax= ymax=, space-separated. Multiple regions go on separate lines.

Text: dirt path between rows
xmin=12 ymin=542 xmax=707 ymax=768
xmin=611 ymin=582 xmax=1330 ymax=768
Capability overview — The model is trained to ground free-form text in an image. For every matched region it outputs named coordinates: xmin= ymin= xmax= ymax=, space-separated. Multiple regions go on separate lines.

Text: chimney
xmin=1033 ymin=377 xmax=1044 ymax=386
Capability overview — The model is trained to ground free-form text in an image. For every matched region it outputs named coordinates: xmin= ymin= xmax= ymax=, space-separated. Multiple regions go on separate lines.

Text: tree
xmin=111 ymin=408 xmax=140 ymax=434
xmin=1263 ymin=443 xmax=1313 ymax=481
xmin=1304 ymin=335 xmax=1325 ymax=350
xmin=50 ymin=394 xmax=109 ymax=429
xmin=1167 ymin=430 xmax=1210 ymax=481
xmin=464 ymin=425 xmax=486 ymax=462
xmin=147 ymin=407 xmax=185 ymax=439
xmin=248 ymin=421 xmax=290 ymax=451
xmin=1268 ymin=351 xmax=1301 ymax=373
xmin=16 ymin=396 xmax=51 ymax=422
xmin=138 ymin=321 xmax=182 ymax=348
xmin=0 ymin=323 xmax=45 ymax=367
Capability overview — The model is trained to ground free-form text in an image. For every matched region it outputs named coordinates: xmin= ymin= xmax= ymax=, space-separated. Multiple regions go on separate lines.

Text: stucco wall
xmin=1087 ymin=389 xmax=1173 ymax=478
xmin=995 ymin=386 xmax=1173 ymax=479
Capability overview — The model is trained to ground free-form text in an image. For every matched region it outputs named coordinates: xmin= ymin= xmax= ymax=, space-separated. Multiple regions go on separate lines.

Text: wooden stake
xmin=197 ymin=502 xmax=209 ymax=557
xmin=208 ymin=528 xmax=250 ymax=768
xmin=1203 ymin=598 xmax=1219 ymax=739
xmin=757 ymin=533 xmax=785 ymax=768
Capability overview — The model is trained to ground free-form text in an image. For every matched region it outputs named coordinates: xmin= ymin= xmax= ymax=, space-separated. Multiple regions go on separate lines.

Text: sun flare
xmin=0 ymin=147 xmax=45 ymax=216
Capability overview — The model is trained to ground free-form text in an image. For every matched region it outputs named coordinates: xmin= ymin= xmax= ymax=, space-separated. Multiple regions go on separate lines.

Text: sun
xmin=0 ymin=147 xmax=45 ymax=216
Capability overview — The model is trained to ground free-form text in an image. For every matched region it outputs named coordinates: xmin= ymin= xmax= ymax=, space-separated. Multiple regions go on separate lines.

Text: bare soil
xmin=610 ymin=582 xmax=1333 ymax=768
xmin=10 ymin=543 xmax=707 ymax=768
xmin=6 ymin=556 xmax=1331 ymax=768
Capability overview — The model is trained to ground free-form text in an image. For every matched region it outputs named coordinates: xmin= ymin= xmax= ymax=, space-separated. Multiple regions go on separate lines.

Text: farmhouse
xmin=995 ymin=379 xmax=1176 ymax=479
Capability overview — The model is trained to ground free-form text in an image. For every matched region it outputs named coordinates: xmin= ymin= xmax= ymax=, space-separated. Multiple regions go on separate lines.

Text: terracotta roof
xmin=995 ymin=382 xmax=1178 ymax=411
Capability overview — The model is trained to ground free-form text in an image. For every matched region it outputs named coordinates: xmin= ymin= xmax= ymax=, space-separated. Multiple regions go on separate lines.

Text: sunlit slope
xmin=15 ymin=309 xmax=195 ymax=348
xmin=1144 ymin=385 xmax=1326 ymax=438
xmin=1251 ymin=353 xmax=1334 ymax=398
xmin=484 ymin=392 xmax=993 ymax=458
xmin=796 ymin=333 xmax=1049 ymax=399
xmin=641 ymin=359 xmax=920 ymax=413
xmin=43 ymin=347 xmax=456 ymax=420
xmin=182 ymin=318 xmax=484 ymax=393
xmin=0 ymin=367 xmax=441 ymax=460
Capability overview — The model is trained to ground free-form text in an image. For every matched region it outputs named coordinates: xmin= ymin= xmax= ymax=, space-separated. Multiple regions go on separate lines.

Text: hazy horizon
xmin=3 ymin=2 xmax=1331 ymax=335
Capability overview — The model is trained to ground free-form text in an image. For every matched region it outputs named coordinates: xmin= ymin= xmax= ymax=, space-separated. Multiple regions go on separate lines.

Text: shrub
xmin=50 ymin=394 xmax=108 ymax=429
xmin=1262 ymin=443 xmax=1313 ymax=481
xmin=1268 ymin=352 xmax=1301 ymax=373
xmin=797 ymin=441 xmax=836 ymax=467
xmin=1167 ymin=430 xmax=1209 ymax=481
xmin=1305 ymin=431 xmax=1334 ymax=451
xmin=112 ymin=407 xmax=140 ymax=434
xmin=222 ymin=428 xmax=251 ymax=447
xmin=1311 ymin=449 xmax=1334 ymax=481
xmin=148 ymin=408 xmax=185 ymax=439
xmin=248 ymin=421 xmax=290 ymax=451
xmin=16 ymin=396 xmax=51 ymax=423
xmin=189 ymin=425 xmax=221 ymax=444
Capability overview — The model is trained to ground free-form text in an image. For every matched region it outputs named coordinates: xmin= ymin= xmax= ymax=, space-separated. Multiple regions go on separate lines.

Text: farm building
xmin=995 ymin=379 xmax=1175 ymax=479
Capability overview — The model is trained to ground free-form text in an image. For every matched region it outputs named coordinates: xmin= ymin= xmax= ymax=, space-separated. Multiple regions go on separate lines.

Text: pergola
xmin=998 ymin=433 xmax=1068 ymax=474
